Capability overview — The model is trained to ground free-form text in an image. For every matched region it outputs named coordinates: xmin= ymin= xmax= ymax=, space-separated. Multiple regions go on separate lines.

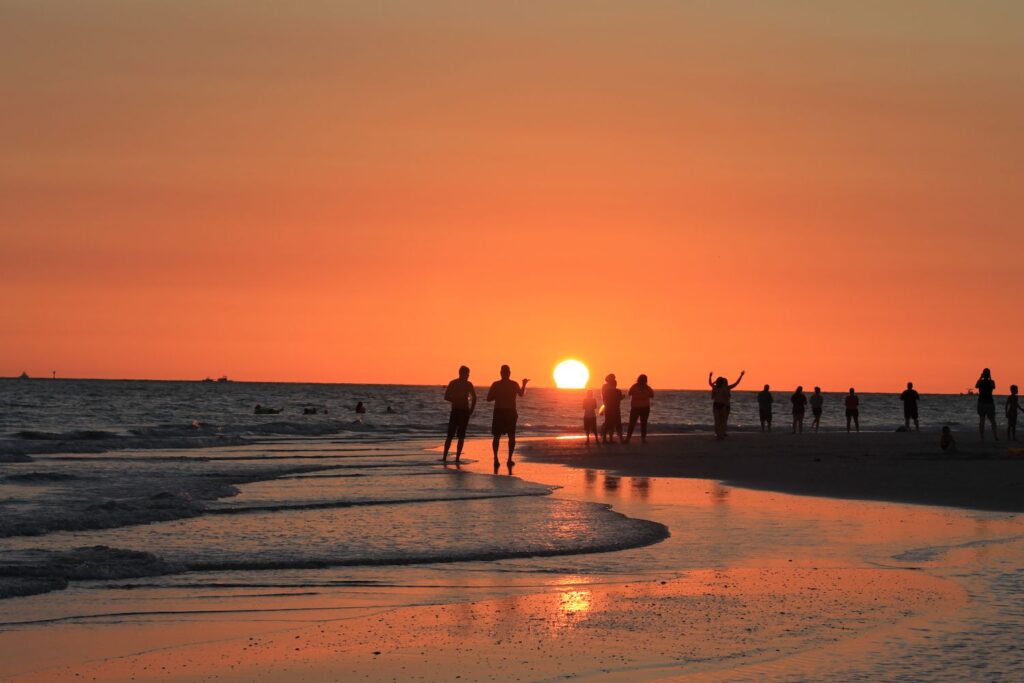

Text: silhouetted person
xmin=940 ymin=425 xmax=956 ymax=452
xmin=385 ymin=405 xmax=396 ymax=414
xmin=625 ymin=374 xmax=654 ymax=444
xmin=899 ymin=382 xmax=920 ymax=431
xmin=303 ymin=406 xmax=317 ymax=415
xmin=976 ymin=369 xmax=998 ymax=441
xmin=844 ymin=388 xmax=860 ymax=432
xmin=708 ymin=370 xmax=744 ymax=439
xmin=791 ymin=386 xmax=807 ymax=433
xmin=443 ymin=365 xmax=477 ymax=464
xmin=757 ymin=384 xmax=773 ymax=432
xmin=355 ymin=401 xmax=366 ymax=414
xmin=582 ymin=390 xmax=599 ymax=445
xmin=601 ymin=374 xmax=624 ymax=444
xmin=487 ymin=365 xmax=529 ymax=468
xmin=810 ymin=387 xmax=824 ymax=432
xmin=1006 ymin=385 xmax=1021 ymax=441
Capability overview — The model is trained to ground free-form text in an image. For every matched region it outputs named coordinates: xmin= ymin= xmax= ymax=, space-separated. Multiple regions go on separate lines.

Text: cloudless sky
xmin=2 ymin=1 xmax=1022 ymax=391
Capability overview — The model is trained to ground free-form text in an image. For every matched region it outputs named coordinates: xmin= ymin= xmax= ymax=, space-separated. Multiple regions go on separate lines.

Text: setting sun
xmin=553 ymin=360 xmax=590 ymax=389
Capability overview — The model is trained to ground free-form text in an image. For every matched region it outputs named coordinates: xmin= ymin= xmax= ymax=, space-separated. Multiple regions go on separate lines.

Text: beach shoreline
xmin=520 ymin=430 xmax=1024 ymax=512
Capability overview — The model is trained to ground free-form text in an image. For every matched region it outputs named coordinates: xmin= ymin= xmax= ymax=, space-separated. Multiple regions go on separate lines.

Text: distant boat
xmin=18 ymin=371 xmax=29 ymax=380
xmin=217 ymin=376 xmax=230 ymax=383
xmin=201 ymin=377 xmax=215 ymax=383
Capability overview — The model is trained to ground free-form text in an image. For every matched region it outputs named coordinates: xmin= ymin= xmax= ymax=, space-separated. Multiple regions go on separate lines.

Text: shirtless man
xmin=443 ymin=366 xmax=477 ymax=464
xmin=486 ymin=365 xmax=529 ymax=469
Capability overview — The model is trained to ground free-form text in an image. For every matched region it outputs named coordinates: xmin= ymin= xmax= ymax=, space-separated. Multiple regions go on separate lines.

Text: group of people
xmin=441 ymin=366 xmax=1024 ymax=465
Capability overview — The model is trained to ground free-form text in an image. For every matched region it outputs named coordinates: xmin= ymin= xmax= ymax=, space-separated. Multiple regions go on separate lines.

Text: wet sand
xmin=521 ymin=431 xmax=1024 ymax=512
xmin=2 ymin=435 xmax=1021 ymax=681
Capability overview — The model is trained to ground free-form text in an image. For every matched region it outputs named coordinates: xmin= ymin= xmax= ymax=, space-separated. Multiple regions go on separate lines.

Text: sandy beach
xmin=522 ymin=430 xmax=1024 ymax=512
xmin=3 ymin=431 xmax=1023 ymax=681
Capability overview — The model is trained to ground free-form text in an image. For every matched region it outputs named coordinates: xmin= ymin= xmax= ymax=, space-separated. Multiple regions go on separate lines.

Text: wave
xmin=0 ymin=546 xmax=179 ymax=599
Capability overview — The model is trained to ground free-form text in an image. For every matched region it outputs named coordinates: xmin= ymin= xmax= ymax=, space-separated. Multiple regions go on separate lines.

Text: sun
xmin=553 ymin=359 xmax=590 ymax=389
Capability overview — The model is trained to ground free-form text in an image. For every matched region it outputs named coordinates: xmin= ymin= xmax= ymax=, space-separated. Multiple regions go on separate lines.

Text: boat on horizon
xmin=18 ymin=371 xmax=29 ymax=380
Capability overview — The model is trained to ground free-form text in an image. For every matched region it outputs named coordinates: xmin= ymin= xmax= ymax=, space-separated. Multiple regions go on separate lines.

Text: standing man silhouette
xmin=601 ymin=374 xmax=624 ymax=444
xmin=443 ymin=365 xmax=477 ymax=464
xmin=976 ymin=368 xmax=998 ymax=442
xmin=900 ymin=382 xmax=920 ymax=431
xmin=487 ymin=365 xmax=529 ymax=469
xmin=757 ymin=384 xmax=773 ymax=432
xmin=845 ymin=388 xmax=860 ymax=432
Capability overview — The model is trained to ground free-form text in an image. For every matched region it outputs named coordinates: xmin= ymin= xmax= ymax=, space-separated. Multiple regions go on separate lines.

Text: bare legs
xmin=979 ymin=412 xmax=998 ymax=442
xmin=492 ymin=434 xmax=516 ymax=468
xmin=793 ymin=414 xmax=804 ymax=434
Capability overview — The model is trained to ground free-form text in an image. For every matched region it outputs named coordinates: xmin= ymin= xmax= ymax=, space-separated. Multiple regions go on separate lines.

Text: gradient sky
xmin=2 ymin=1 xmax=1022 ymax=391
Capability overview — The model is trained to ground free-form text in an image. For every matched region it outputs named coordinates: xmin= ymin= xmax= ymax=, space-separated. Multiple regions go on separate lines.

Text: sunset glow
xmin=553 ymin=360 xmax=590 ymax=389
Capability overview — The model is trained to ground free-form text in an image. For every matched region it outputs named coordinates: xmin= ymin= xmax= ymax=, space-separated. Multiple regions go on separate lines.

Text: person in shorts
xmin=900 ymin=382 xmax=920 ymax=431
xmin=791 ymin=386 xmax=807 ymax=434
xmin=443 ymin=365 xmax=477 ymax=464
xmin=844 ymin=388 xmax=860 ymax=432
xmin=486 ymin=365 xmax=529 ymax=468
xmin=583 ymin=389 xmax=599 ymax=445
xmin=625 ymin=374 xmax=654 ymax=444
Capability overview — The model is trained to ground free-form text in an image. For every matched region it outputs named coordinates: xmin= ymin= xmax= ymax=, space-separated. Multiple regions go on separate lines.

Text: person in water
xmin=940 ymin=425 xmax=956 ymax=452
xmin=1005 ymin=385 xmax=1020 ymax=441
xmin=975 ymin=368 xmax=998 ymax=441
xmin=900 ymin=382 xmax=920 ymax=431
xmin=625 ymin=374 xmax=654 ymax=444
xmin=708 ymin=370 xmax=745 ymax=440
xmin=355 ymin=401 xmax=366 ymax=414
xmin=809 ymin=387 xmax=824 ymax=433
xmin=601 ymin=374 xmax=624 ymax=444
xmin=385 ymin=405 xmax=396 ymax=414
xmin=844 ymin=388 xmax=860 ymax=432
xmin=443 ymin=365 xmax=477 ymax=464
xmin=486 ymin=365 xmax=529 ymax=468
xmin=757 ymin=384 xmax=773 ymax=432
xmin=791 ymin=386 xmax=808 ymax=433
xmin=582 ymin=389 xmax=599 ymax=445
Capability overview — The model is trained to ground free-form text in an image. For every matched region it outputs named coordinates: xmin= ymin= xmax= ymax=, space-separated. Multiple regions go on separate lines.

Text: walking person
xmin=625 ymin=374 xmax=654 ymax=444
xmin=810 ymin=387 xmax=824 ymax=432
xmin=1005 ymin=385 xmax=1021 ymax=441
xmin=442 ymin=365 xmax=477 ymax=464
xmin=844 ymin=388 xmax=860 ymax=432
xmin=583 ymin=389 xmax=600 ymax=445
xmin=900 ymin=382 xmax=920 ymax=431
xmin=601 ymin=374 xmax=624 ymax=444
xmin=976 ymin=368 xmax=998 ymax=441
xmin=486 ymin=365 xmax=529 ymax=468
xmin=708 ymin=370 xmax=745 ymax=440
xmin=757 ymin=384 xmax=773 ymax=432
xmin=791 ymin=386 xmax=808 ymax=433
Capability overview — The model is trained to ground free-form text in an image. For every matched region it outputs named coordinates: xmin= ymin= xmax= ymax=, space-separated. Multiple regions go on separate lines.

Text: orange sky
xmin=2 ymin=2 xmax=1022 ymax=391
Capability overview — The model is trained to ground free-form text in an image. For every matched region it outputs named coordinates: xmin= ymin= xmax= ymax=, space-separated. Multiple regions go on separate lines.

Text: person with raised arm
xmin=442 ymin=365 xmax=477 ymax=464
xmin=486 ymin=365 xmax=529 ymax=469
xmin=708 ymin=370 xmax=745 ymax=440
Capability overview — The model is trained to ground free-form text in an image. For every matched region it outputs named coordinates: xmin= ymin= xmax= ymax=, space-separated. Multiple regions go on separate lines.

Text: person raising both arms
xmin=442 ymin=365 xmax=477 ymax=464
xmin=975 ymin=368 xmax=998 ymax=442
xmin=708 ymin=370 xmax=745 ymax=440
xmin=486 ymin=365 xmax=529 ymax=470
xmin=625 ymin=374 xmax=654 ymax=444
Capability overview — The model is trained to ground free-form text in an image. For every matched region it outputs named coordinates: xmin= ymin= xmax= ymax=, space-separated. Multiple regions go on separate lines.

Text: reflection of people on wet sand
xmin=443 ymin=365 xmax=477 ymax=464
xmin=844 ymin=388 xmax=860 ymax=432
xmin=582 ymin=390 xmax=599 ymax=445
xmin=900 ymin=382 xmax=920 ymax=431
xmin=625 ymin=374 xmax=654 ymax=444
xmin=810 ymin=387 xmax=824 ymax=433
xmin=486 ymin=365 xmax=528 ymax=469
xmin=708 ymin=371 xmax=744 ymax=440
xmin=791 ymin=386 xmax=807 ymax=434
xmin=601 ymin=374 xmax=624 ymax=444
xmin=1006 ymin=385 xmax=1021 ymax=441
xmin=976 ymin=368 xmax=998 ymax=442
xmin=757 ymin=385 xmax=773 ymax=432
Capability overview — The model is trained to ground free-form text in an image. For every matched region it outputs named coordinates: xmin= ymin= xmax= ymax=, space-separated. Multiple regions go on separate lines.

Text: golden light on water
xmin=553 ymin=360 xmax=589 ymax=389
